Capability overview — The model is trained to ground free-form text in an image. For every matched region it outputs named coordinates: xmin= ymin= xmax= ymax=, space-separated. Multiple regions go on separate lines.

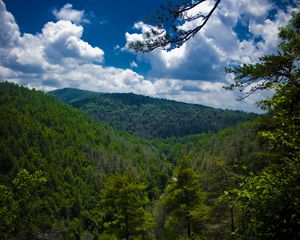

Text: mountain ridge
xmin=49 ymin=88 xmax=257 ymax=138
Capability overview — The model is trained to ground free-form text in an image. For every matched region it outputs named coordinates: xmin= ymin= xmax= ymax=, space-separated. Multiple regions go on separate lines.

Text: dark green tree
xmin=224 ymin=11 xmax=300 ymax=239
xmin=162 ymin=155 xmax=209 ymax=239
xmin=0 ymin=169 xmax=47 ymax=239
xmin=101 ymin=173 xmax=153 ymax=240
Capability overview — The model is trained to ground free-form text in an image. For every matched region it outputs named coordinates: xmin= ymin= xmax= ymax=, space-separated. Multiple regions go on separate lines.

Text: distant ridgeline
xmin=49 ymin=88 xmax=257 ymax=138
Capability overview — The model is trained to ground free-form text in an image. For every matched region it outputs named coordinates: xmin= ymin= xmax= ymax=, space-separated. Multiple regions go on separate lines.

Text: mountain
xmin=48 ymin=88 xmax=100 ymax=103
xmin=49 ymin=88 xmax=257 ymax=138
xmin=0 ymin=82 xmax=266 ymax=239
xmin=0 ymin=82 xmax=171 ymax=238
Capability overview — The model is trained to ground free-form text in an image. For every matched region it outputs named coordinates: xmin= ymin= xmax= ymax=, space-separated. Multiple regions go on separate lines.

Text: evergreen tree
xmin=224 ymin=11 xmax=300 ymax=239
xmin=101 ymin=173 xmax=153 ymax=240
xmin=162 ymin=155 xmax=208 ymax=239
xmin=0 ymin=169 xmax=47 ymax=239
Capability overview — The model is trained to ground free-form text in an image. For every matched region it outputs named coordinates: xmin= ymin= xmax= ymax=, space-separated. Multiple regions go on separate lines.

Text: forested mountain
xmin=1 ymin=8 xmax=299 ymax=240
xmin=50 ymin=88 xmax=257 ymax=138
xmin=154 ymin=119 xmax=268 ymax=239
xmin=0 ymin=82 xmax=172 ymax=239
xmin=2 ymin=78 xmax=298 ymax=239
xmin=0 ymin=82 xmax=262 ymax=239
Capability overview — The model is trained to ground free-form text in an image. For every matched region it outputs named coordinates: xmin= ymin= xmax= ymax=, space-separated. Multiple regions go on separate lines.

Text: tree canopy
xmin=162 ymin=156 xmax=209 ymax=239
xmin=101 ymin=173 xmax=153 ymax=240
xmin=50 ymin=89 xmax=256 ymax=139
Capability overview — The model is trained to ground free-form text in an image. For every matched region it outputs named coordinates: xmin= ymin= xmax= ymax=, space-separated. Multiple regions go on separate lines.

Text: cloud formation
xmin=121 ymin=0 xmax=297 ymax=112
xmin=125 ymin=0 xmax=294 ymax=83
xmin=130 ymin=61 xmax=138 ymax=68
xmin=0 ymin=2 xmax=157 ymax=99
xmin=0 ymin=1 xmax=296 ymax=113
xmin=53 ymin=3 xmax=87 ymax=24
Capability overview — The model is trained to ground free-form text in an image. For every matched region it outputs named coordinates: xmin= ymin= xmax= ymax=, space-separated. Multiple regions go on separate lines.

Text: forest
xmin=0 ymin=80 xmax=264 ymax=240
xmin=49 ymin=88 xmax=256 ymax=138
xmin=0 ymin=5 xmax=299 ymax=240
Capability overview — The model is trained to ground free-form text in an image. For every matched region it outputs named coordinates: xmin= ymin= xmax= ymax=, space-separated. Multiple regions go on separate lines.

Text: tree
xmin=0 ymin=169 xmax=47 ymax=239
xmin=129 ymin=0 xmax=221 ymax=52
xmin=162 ymin=155 xmax=209 ymax=239
xmin=223 ymin=11 xmax=300 ymax=239
xmin=100 ymin=173 xmax=153 ymax=240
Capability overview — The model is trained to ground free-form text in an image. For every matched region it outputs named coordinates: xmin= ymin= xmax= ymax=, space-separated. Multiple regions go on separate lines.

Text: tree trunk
xmin=230 ymin=206 xmax=234 ymax=240
xmin=125 ymin=209 xmax=130 ymax=240
xmin=187 ymin=215 xmax=191 ymax=239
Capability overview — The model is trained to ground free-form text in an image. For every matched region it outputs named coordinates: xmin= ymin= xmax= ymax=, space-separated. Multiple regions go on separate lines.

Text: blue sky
xmin=0 ymin=0 xmax=298 ymax=112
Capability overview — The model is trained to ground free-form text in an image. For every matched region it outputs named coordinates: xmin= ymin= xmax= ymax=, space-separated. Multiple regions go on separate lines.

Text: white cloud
xmin=130 ymin=61 xmax=138 ymax=68
xmin=42 ymin=20 xmax=104 ymax=63
xmin=1 ymin=0 xmax=286 ymax=113
xmin=124 ymin=21 xmax=167 ymax=52
xmin=0 ymin=18 xmax=104 ymax=75
xmin=149 ymin=78 xmax=265 ymax=113
xmin=125 ymin=0 xmax=294 ymax=82
xmin=0 ymin=1 xmax=156 ymax=103
xmin=248 ymin=9 xmax=294 ymax=53
xmin=0 ymin=0 xmax=20 ymax=47
xmin=121 ymin=0 xmax=295 ymax=113
xmin=53 ymin=3 xmax=88 ymax=24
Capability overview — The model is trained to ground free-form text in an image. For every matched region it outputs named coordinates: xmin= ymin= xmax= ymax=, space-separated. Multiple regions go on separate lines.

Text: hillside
xmin=49 ymin=88 xmax=257 ymax=138
xmin=0 ymin=82 xmax=273 ymax=239
xmin=0 ymin=82 xmax=171 ymax=238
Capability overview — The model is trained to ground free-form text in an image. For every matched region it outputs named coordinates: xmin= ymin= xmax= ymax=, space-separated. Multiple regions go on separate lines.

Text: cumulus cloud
xmin=0 ymin=0 xmax=287 ymax=113
xmin=0 ymin=1 xmax=156 ymax=102
xmin=0 ymin=17 xmax=104 ymax=73
xmin=119 ymin=0 xmax=297 ymax=112
xmin=149 ymin=78 xmax=266 ymax=112
xmin=0 ymin=2 xmax=121 ymax=90
xmin=42 ymin=20 xmax=104 ymax=63
xmin=0 ymin=1 xmax=20 ymax=47
xmin=125 ymin=0 xmax=294 ymax=82
xmin=53 ymin=3 xmax=88 ymax=24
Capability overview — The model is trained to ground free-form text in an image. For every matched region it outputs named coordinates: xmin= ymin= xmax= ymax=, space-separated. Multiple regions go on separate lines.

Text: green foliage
xmin=224 ymin=11 xmax=300 ymax=239
xmin=50 ymin=89 xmax=256 ymax=138
xmin=0 ymin=169 xmax=46 ymax=239
xmin=0 ymin=81 xmax=263 ymax=239
xmin=0 ymin=184 xmax=18 ymax=238
xmin=161 ymin=156 xmax=209 ymax=239
xmin=101 ymin=173 xmax=154 ymax=240
xmin=0 ymin=82 xmax=170 ymax=238
xmin=0 ymin=78 xmax=266 ymax=239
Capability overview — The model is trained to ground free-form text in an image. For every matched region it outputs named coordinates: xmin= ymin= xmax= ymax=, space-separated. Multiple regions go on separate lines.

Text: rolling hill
xmin=49 ymin=88 xmax=257 ymax=138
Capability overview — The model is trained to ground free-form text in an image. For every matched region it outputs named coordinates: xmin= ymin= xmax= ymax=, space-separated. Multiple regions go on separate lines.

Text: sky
xmin=0 ymin=0 xmax=299 ymax=112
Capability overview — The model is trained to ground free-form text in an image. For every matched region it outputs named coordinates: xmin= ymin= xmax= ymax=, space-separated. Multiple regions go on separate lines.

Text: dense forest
xmin=0 ymin=82 xmax=262 ymax=239
xmin=0 ymin=8 xmax=299 ymax=240
xmin=0 ymin=82 xmax=173 ymax=239
xmin=49 ymin=88 xmax=256 ymax=138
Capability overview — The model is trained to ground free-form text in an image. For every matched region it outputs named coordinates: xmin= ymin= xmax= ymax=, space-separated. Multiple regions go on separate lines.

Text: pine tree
xmin=162 ymin=155 xmax=208 ymax=239
xmin=224 ymin=11 xmax=300 ymax=239
xmin=101 ymin=173 xmax=153 ymax=240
